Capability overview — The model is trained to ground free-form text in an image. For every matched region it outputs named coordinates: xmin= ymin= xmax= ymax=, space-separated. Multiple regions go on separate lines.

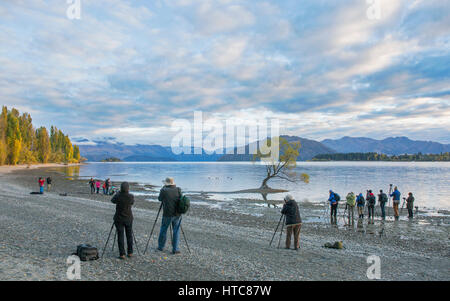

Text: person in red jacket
xmin=38 ymin=177 xmax=45 ymax=194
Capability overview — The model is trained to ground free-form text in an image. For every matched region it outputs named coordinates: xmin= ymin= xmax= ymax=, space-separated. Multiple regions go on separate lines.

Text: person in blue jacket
xmin=390 ymin=186 xmax=401 ymax=221
xmin=356 ymin=193 xmax=365 ymax=219
xmin=328 ymin=190 xmax=339 ymax=224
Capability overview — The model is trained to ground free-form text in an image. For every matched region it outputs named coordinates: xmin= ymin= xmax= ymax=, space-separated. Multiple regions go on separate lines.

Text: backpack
xmin=380 ymin=193 xmax=388 ymax=203
xmin=357 ymin=195 xmax=365 ymax=205
xmin=74 ymin=244 xmax=99 ymax=261
xmin=368 ymin=194 xmax=376 ymax=205
xmin=334 ymin=193 xmax=340 ymax=203
xmin=177 ymin=188 xmax=190 ymax=214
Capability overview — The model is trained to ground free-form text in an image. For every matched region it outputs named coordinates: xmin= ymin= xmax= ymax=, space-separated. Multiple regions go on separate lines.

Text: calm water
xmin=63 ymin=162 xmax=450 ymax=211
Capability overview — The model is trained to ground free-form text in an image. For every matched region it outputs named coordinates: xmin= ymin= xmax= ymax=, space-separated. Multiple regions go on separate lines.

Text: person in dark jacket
xmin=281 ymin=194 xmax=302 ymax=250
xmin=157 ymin=177 xmax=182 ymax=254
xmin=406 ymin=192 xmax=415 ymax=218
xmin=111 ymin=182 xmax=134 ymax=259
xmin=46 ymin=177 xmax=52 ymax=192
xmin=366 ymin=190 xmax=376 ymax=223
xmin=390 ymin=187 xmax=401 ymax=221
xmin=89 ymin=178 xmax=95 ymax=194
xmin=328 ymin=190 xmax=339 ymax=224
xmin=378 ymin=190 xmax=388 ymax=220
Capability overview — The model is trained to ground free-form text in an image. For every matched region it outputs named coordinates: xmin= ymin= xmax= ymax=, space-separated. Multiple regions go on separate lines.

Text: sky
xmin=0 ymin=0 xmax=449 ymax=146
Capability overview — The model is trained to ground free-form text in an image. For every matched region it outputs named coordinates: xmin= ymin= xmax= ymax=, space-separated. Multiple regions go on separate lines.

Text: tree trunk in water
xmin=260 ymin=176 xmax=271 ymax=189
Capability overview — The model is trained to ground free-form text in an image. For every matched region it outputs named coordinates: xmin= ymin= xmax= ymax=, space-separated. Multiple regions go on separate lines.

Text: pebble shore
xmin=0 ymin=167 xmax=448 ymax=281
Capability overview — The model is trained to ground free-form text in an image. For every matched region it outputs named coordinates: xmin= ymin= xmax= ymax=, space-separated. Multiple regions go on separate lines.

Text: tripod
xmin=101 ymin=221 xmax=141 ymax=258
xmin=269 ymin=214 xmax=286 ymax=248
xmin=321 ymin=201 xmax=330 ymax=220
xmin=387 ymin=184 xmax=393 ymax=214
xmin=143 ymin=203 xmax=191 ymax=254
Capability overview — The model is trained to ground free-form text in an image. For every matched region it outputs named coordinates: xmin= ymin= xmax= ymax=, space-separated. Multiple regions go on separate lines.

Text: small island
xmin=101 ymin=157 xmax=122 ymax=162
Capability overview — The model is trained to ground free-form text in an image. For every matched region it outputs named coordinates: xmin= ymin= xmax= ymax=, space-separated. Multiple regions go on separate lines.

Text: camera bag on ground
xmin=74 ymin=244 xmax=99 ymax=261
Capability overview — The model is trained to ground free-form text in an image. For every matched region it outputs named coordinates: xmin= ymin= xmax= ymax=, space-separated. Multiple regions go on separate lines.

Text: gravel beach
xmin=0 ymin=166 xmax=449 ymax=281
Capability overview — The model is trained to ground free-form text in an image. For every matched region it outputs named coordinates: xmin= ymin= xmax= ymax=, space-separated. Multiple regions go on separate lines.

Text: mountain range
xmin=77 ymin=136 xmax=450 ymax=162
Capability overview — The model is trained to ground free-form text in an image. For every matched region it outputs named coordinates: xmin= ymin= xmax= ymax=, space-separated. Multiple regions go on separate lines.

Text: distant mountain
xmin=218 ymin=135 xmax=336 ymax=161
xmin=78 ymin=142 xmax=222 ymax=162
xmin=321 ymin=136 xmax=450 ymax=155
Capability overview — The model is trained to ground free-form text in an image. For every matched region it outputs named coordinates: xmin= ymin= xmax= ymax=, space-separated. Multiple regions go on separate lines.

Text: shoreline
xmin=0 ymin=163 xmax=84 ymax=174
xmin=0 ymin=166 xmax=448 ymax=280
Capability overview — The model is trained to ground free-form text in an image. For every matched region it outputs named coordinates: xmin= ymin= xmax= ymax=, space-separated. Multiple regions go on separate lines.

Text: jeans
xmin=115 ymin=220 xmax=133 ymax=256
xmin=380 ymin=202 xmax=386 ymax=219
xmin=286 ymin=224 xmax=301 ymax=249
xmin=408 ymin=208 xmax=413 ymax=218
xmin=158 ymin=216 xmax=182 ymax=252
xmin=39 ymin=186 xmax=44 ymax=194
xmin=330 ymin=204 xmax=338 ymax=223
xmin=347 ymin=205 xmax=354 ymax=224
xmin=90 ymin=185 xmax=95 ymax=194
xmin=368 ymin=205 xmax=374 ymax=220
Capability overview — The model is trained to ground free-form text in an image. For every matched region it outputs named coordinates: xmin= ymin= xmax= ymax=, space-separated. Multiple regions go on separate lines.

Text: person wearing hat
xmin=157 ymin=177 xmax=183 ymax=254
xmin=111 ymin=182 xmax=135 ymax=259
xmin=281 ymin=194 xmax=302 ymax=250
xmin=406 ymin=192 xmax=415 ymax=218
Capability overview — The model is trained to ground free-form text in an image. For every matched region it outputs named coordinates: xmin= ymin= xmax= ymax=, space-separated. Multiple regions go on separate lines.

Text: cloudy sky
xmin=1 ymin=0 xmax=449 ymax=146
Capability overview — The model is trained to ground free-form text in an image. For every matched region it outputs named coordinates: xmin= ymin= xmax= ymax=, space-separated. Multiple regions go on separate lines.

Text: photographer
xmin=406 ymin=192 xmax=415 ymax=218
xmin=281 ymin=194 xmax=302 ymax=250
xmin=111 ymin=182 xmax=135 ymax=259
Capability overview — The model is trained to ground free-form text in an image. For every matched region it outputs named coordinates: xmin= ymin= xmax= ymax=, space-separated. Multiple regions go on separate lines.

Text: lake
xmin=64 ymin=161 xmax=450 ymax=211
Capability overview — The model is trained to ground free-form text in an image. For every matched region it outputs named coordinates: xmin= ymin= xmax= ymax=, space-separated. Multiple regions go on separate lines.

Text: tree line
xmin=312 ymin=152 xmax=450 ymax=161
xmin=0 ymin=106 xmax=81 ymax=165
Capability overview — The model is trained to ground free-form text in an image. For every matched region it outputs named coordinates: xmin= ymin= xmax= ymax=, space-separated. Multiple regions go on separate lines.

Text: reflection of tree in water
xmin=64 ymin=165 xmax=80 ymax=179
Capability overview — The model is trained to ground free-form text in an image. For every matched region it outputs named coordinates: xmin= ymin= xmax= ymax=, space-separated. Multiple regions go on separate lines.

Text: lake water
xmin=65 ymin=161 xmax=450 ymax=211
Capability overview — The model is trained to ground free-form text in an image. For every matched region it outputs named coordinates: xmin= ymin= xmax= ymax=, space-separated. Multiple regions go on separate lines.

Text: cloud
xmin=0 ymin=0 xmax=449 ymax=145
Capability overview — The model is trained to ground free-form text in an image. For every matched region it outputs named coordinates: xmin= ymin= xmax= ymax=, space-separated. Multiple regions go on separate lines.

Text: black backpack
xmin=74 ymin=244 xmax=99 ymax=261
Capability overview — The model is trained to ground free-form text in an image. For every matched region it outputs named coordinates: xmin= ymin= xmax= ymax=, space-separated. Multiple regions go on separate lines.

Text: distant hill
xmin=78 ymin=142 xmax=222 ymax=162
xmin=321 ymin=136 xmax=450 ymax=155
xmin=218 ymin=135 xmax=336 ymax=161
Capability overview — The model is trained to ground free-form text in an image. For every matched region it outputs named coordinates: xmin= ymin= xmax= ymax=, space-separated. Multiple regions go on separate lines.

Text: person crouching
xmin=111 ymin=182 xmax=135 ymax=259
xmin=281 ymin=194 xmax=302 ymax=250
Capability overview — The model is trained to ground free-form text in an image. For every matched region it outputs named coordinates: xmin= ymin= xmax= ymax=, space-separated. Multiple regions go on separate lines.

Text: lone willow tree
xmin=254 ymin=136 xmax=309 ymax=190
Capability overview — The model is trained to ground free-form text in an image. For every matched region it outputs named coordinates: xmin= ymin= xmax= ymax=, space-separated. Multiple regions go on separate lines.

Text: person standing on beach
xmin=281 ymin=194 xmax=302 ymax=250
xmin=346 ymin=192 xmax=356 ymax=225
xmin=406 ymin=192 xmax=415 ymax=218
xmin=378 ymin=190 xmax=388 ymax=220
xmin=105 ymin=178 xmax=110 ymax=195
xmin=367 ymin=190 xmax=376 ymax=223
xmin=38 ymin=177 xmax=45 ymax=194
xmin=390 ymin=187 xmax=401 ymax=221
xmin=46 ymin=177 xmax=52 ymax=192
xmin=356 ymin=193 xmax=365 ymax=219
xmin=96 ymin=180 xmax=101 ymax=194
xmin=111 ymin=182 xmax=135 ymax=259
xmin=102 ymin=182 xmax=107 ymax=195
xmin=89 ymin=178 xmax=95 ymax=194
xmin=328 ymin=190 xmax=339 ymax=224
xmin=157 ymin=177 xmax=182 ymax=254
